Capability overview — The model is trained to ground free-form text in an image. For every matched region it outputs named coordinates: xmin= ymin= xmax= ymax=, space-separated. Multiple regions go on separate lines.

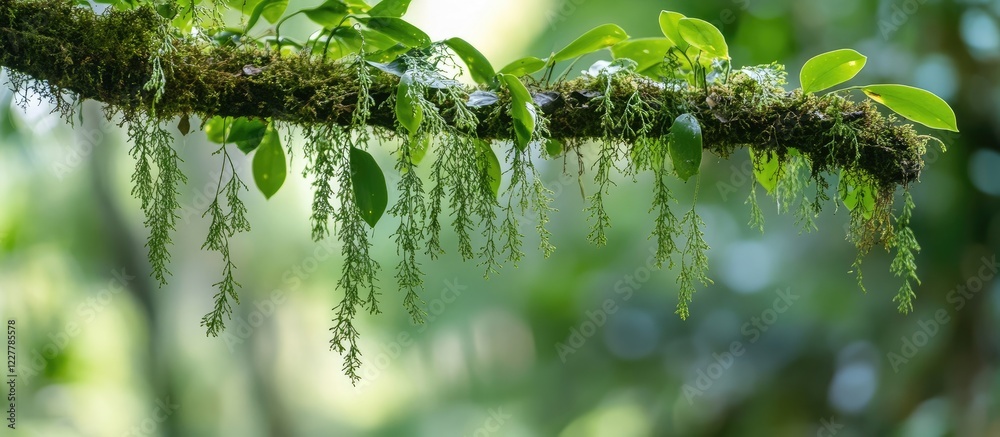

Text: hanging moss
xmin=0 ymin=0 xmax=944 ymax=382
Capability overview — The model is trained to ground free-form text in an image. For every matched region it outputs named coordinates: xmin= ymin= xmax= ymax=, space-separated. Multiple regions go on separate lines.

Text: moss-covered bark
xmin=0 ymin=0 xmax=924 ymax=190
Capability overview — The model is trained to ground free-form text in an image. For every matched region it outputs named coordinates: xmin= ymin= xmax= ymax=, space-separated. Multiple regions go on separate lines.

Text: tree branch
xmin=0 ymin=0 xmax=924 ymax=188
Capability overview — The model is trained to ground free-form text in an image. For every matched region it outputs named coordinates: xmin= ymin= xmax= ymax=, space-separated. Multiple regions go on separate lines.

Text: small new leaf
xmin=800 ymin=49 xmax=866 ymax=94
xmin=678 ymin=18 xmax=728 ymax=59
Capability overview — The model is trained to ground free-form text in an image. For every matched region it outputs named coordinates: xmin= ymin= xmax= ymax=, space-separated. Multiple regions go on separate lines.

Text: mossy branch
xmin=0 ymin=0 xmax=924 ymax=191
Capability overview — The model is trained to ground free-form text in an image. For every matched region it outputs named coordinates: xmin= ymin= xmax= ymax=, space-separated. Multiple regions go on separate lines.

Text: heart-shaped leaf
xmin=349 ymin=147 xmax=388 ymax=227
xmin=658 ymin=11 xmax=689 ymax=51
xmin=359 ymin=16 xmax=430 ymax=47
xmin=552 ymin=24 xmax=629 ymax=63
xmin=862 ymin=84 xmax=958 ymax=132
xmin=611 ymin=38 xmax=674 ymax=73
xmin=800 ymin=49 xmax=866 ymax=94
xmin=501 ymin=74 xmax=535 ymax=151
xmin=678 ymin=18 xmax=728 ymax=59
xmin=498 ymin=56 xmax=547 ymax=76
xmin=668 ymin=113 xmax=703 ymax=181
xmin=367 ymin=0 xmax=409 ymax=17
xmin=252 ymin=124 xmax=286 ymax=199
xmin=444 ymin=37 xmax=496 ymax=86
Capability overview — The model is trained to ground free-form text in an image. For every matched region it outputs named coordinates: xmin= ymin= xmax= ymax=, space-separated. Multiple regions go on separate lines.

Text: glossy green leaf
xmin=349 ymin=147 xmax=389 ymax=227
xmin=359 ymin=16 xmax=430 ymax=47
xmin=367 ymin=0 xmax=409 ymax=17
xmin=611 ymin=38 xmax=674 ymax=72
xmin=498 ymin=57 xmax=547 ymax=76
xmin=501 ymin=74 xmax=535 ymax=151
xmin=839 ymin=171 xmax=875 ymax=219
xmin=302 ymin=0 xmax=348 ymax=28
xmin=395 ymin=76 xmax=423 ymax=138
xmin=245 ymin=0 xmax=288 ymax=30
xmin=800 ymin=49 xmax=866 ymax=94
xmin=226 ymin=117 xmax=268 ymax=153
xmin=678 ymin=18 xmax=728 ymax=59
xmin=751 ymin=150 xmax=781 ymax=193
xmin=862 ymin=84 xmax=959 ymax=132
xmin=668 ymin=113 xmax=703 ymax=181
xmin=658 ymin=11 xmax=689 ymax=51
xmin=252 ymin=124 xmax=286 ymax=199
xmin=477 ymin=140 xmax=502 ymax=199
xmin=552 ymin=24 xmax=629 ymax=63
xmin=444 ymin=38 xmax=496 ymax=85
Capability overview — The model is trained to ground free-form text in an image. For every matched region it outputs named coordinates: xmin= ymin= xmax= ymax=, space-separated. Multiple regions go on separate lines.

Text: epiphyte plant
xmin=0 ymin=0 xmax=957 ymax=382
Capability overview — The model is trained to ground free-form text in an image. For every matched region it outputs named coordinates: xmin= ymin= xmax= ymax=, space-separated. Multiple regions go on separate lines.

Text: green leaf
xmin=668 ymin=113 xmax=703 ymax=181
xmin=839 ymin=170 xmax=875 ymax=219
xmin=800 ymin=49 xmax=866 ymax=94
xmin=226 ymin=117 xmax=268 ymax=153
xmin=367 ymin=0 xmax=409 ymax=17
xmin=245 ymin=0 xmax=288 ymax=30
xmin=678 ymin=18 xmax=728 ymax=59
xmin=658 ymin=11 xmax=689 ymax=51
xmin=302 ymin=0 xmax=348 ymax=28
xmin=204 ymin=116 xmax=229 ymax=144
xmin=477 ymin=140 xmax=502 ymax=199
xmin=349 ymin=147 xmax=389 ymax=227
xmin=359 ymin=16 xmax=430 ymax=47
xmin=551 ymin=24 xmax=629 ymax=63
xmin=544 ymin=138 xmax=563 ymax=157
xmin=752 ymin=150 xmax=781 ymax=193
xmin=344 ymin=0 xmax=370 ymax=13
xmin=444 ymin=37 xmax=496 ymax=86
xmin=410 ymin=134 xmax=430 ymax=165
xmin=611 ymin=38 xmax=674 ymax=72
xmin=862 ymin=84 xmax=959 ymax=132
xmin=497 ymin=57 xmax=547 ymax=76
xmin=501 ymin=74 xmax=535 ymax=151
xmin=252 ymin=124 xmax=286 ymax=199
xmin=395 ymin=75 xmax=423 ymax=137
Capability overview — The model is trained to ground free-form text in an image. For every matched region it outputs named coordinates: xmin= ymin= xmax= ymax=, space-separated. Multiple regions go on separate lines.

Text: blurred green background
xmin=2 ymin=0 xmax=999 ymax=435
